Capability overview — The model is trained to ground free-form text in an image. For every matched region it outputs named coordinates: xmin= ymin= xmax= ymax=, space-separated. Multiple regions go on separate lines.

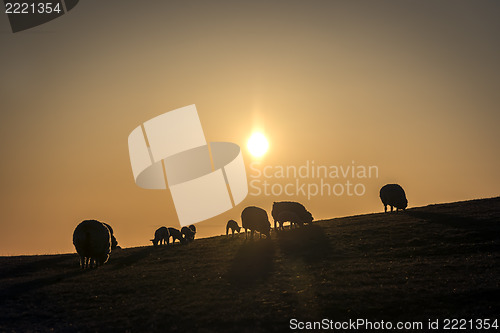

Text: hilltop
xmin=0 ymin=197 xmax=499 ymax=332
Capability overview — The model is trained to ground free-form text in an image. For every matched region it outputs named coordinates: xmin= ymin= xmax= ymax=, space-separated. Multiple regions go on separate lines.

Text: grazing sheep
xmin=168 ymin=227 xmax=186 ymax=245
xmin=275 ymin=211 xmax=303 ymax=230
xmin=241 ymin=206 xmax=270 ymax=239
xmin=272 ymin=201 xmax=313 ymax=230
xmin=380 ymin=184 xmax=408 ymax=212
xmin=73 ymin=220 xmax=113 ymax=269
xmin=151 ymin=227 xmax=170 ymax=246
xmin=226 ymin=219 xmax=241 ymax=237
xmin=181 ymin=226 xmax=196 ymax=243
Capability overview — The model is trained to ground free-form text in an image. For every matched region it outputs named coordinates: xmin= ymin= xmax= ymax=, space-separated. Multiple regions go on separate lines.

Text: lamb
xmin=168 ymin=227 xmax=187 ymax=244
xmin=181 ymin=226 xmax=196 ymax=243
xmin=226 ymin=219 xmax=241 ymax=237
xmin=241 ymin=206 xmax=270 ymax=239
xmin=73 ymin=220 xmax=115 ymax=269
xmin=272 ymin=201 xmax=313 ymax=230
xmin=151 ymin=226 xmax=170 ymax=246
xmin=380 ymin=184 xmax=408 ymax=212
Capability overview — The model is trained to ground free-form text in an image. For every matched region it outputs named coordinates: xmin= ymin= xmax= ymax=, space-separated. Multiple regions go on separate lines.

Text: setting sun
xmin=247 ymin=132 xmax=269 ymax=157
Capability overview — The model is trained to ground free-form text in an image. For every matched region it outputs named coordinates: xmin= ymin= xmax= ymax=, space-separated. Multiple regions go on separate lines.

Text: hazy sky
xmin=1 ymin=0 xmax=499 ymax=255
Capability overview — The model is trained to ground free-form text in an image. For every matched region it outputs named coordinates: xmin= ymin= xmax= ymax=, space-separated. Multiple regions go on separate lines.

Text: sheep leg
xmin=384 ymin=205 xmax=387 ymax=213
xmin=390 ymin=205 xmax=394 ymax=212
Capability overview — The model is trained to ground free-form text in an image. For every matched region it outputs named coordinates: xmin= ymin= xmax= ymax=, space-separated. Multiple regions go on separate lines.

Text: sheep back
xmin=241 ymin=206 xmax=270 ymax=237
xmin=73 ymin=220 xmax=112 ymax=268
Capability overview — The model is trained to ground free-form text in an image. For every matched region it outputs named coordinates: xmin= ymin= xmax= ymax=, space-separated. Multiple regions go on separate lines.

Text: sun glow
xmin=247 ymin=132 xmax=269 ymax=157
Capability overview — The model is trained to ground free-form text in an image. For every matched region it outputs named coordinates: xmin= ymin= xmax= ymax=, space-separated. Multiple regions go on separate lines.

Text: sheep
xmin=151 ymin=226 xmax=170 ymax=246
xmin=188 ymin=224 xmax=196 ymax=234
xmin=241 ymin=206 xmax=270 ymax=239
xmin=274 ymin=210 xmax=303 ymax=230
xmin=73 ymin=220 xmax=114 ymax=269
xmin=181 ymin=226 xmax=195 ymax=243
xmin=226 ymin=219 xmax=241 ymax=237
xmin=167 ymin=227 xmax=187 ymax=245
xmin=380 ymin=183 xmax=408 ymax=212
xmin=272 ymin=201 xmax=313 ymax=230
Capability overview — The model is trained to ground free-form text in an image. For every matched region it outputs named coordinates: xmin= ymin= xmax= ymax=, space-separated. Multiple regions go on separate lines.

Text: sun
xmin=247 ymin=132 xmax=269 ymax=157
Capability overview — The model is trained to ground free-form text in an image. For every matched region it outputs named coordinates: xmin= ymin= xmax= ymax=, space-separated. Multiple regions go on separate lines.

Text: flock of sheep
xmin=150 ymin=225 xmax=196 ymax=246
xmin=225 ymin=201 xmax=315 ymax=239
xmin=72 ymin=183 xmax=408 ymax=269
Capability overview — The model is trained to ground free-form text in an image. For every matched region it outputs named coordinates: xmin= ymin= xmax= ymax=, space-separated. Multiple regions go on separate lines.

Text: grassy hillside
xmin=1 ymin=198 xmax=499 ymax=332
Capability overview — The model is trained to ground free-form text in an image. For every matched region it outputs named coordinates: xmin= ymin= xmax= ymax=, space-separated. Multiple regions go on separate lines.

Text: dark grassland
xmin=0 ymin=198 xmax=499 ymax=332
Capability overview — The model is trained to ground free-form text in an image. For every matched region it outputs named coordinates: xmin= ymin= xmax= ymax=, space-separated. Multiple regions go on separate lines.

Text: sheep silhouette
xmin=73 ymin=220 xmax=117 ymax=269
xmin=168 ymin=227 xmax=187 ymax=245
xmin=181 ymin=226 xmax=196 ymax=243
xmin=380 ymin=184 xmax=408 ymax=212
xmin=241 ymin=206 xmax=270 ymax=239
xmin=151 ymin=227 xmax=170 ymax=246
xmin=275 ymin=210 xmax=303 ymax=230
xmin=226 ymin=219 xmax=241 ymax=237
xmin=272 ymin=201 xmax=313 ymax=230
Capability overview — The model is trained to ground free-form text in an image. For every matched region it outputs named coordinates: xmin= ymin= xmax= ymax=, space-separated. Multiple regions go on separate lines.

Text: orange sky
xmin=1 ymin=1 xmax=499 ymax=255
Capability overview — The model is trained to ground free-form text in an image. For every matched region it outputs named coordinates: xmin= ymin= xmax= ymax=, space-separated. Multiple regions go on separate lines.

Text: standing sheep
xmin=73 ymin=220 xmax=114 ymax=269
xmin=272 ymin=201 xmax=313 ymax=230
xmin=241 ymin=206 xmax=270 ymax=239
xmin=226 ymin=219 xmax=241 ymax=237
xmin=380 ymin=184 xmax=408 ymax=212
xmin=151 ymin=227 xmax=170 ymax=246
